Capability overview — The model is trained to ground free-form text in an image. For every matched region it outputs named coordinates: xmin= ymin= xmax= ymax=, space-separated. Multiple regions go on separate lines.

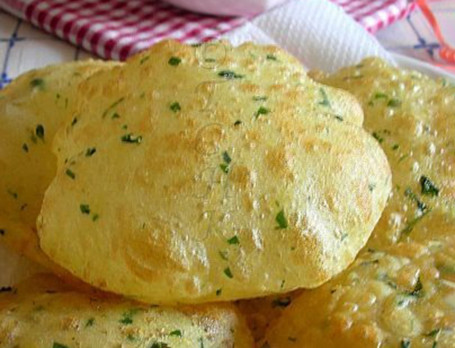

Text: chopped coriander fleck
xmin=372 ymin=132 xmax=384 ymax=143
xmin=266 ymin=54 xmax=277 ymax=61
xmin=219 ymin=250 xmax=228 ymax=260
xmin=407 ymin=276 xmax=423 ymax=297
xmin=387 ymin=98 xmax=402 ymax=107
xmin=334 ymin=115 xmax=344 ymax=122
xmin=224 ymin=267 xmax=233 ymax=278
xmin=7 ymin=189 xmax=18 ymax=199
xmin=288 ymin=337 xmax=297 ymax=342
xmin=121 ymin=133 xmax=142 ymax=144
xmin=400 ymin=339 xmax=410 ymax=348
xmin=102 ymin=97 xmax=125 ymax=118
xmin=368 ymin=183 xmax=376 ymax=192
xmin=65 ymin=169 xmax=76 ymax=180
xmin=253 ymin=96 xmax=267 ymax=101
xmin=111 ymin=112 xmax=120 ymax=119
xmin=0 ymin=229 xmax=4 ymax=236
xmin=205 ymin=58 xmax=216 ymax=63
xmin=127 ymin=334 xmax=136 ymax=341
xmin=92 ymin=214 xmax=100 ymax=222
xmin=227 ymin=236 xmax=239 ymax=245
xmin=280 ymin=280 xmax=285 ymax=289
xmin=150 ymin=342 xmax=170 ymax=348
xmin=22 ymin=143 xmax=29 ymax=152
xmin=52 ymin=343 xmax=69 ymax=348
xmin=374 ymin=92 xmax=388 ymax=99
xmin=122 ymin=124 xmax=128 ymax=130
xmin=140 ymin=55 xmax=150 ymax=64
xmin=119 ymin=309 xmax=139 ymax=325
xmin=222 ymin=151 xmax=232 ymax=164
xmin=71 ymin=117 xmax=78 ymax=126
xmin=218 ymin=70 xmax=244 ymax=79
xmin=168 ymin=56 xmax=182 ymax=66
xmin=170 ymin=102 xmax=181 ymax=112
xmin=80 ymin=204 xmax=90 ymax=215
xmin=276 ymin=209 xmax=288 ymax=229
xmin=216 ymin=288 xmax=222 ymax=296
xmin=85 ymin=318 xmax=95 ymax=327
xmin=85 ymin=147 xmax=96 ymax=157
xmin=425 ymin=329 xmax=442 ymax=337
xmin=404 ymin=188 xmax=427 ymax=212
xmin=220 ymin=163 xmax=229 ymax=174
xmin=272 ymin=296 xmax=291 ymax=308
xmin=234 ymin=120 xmax=242 ymax=126
xmin=169 ymin=330 xmax=182 ymax=337
xmin=255 ymin=106 xmax=270 ymax=118
xmin=392 ymin=144 xmax=399 ymax=150
xmin=318 ymin=88 xmax=331 ymax=107
xmin=30 ymin=78 xmax=44 ymax=89
xmin=420 ymin=175 xmax=439 ymax=197
xmin=400 ymin=209 xmax=431 ymax=237
xmin=36 ymin=124 xmax=45 ymax=140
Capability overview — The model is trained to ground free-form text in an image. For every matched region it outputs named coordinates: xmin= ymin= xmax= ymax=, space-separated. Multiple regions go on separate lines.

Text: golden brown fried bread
xmin=264 ymin=213 xmax=455 ymax=348
xmin=312 ymin=57 xmax=455 ymax=248
xmin=0 ymin=61 xmax=119 ymax=272
xmin=0 ymin=274 xmax=253 ymax=347
xmin=38 ymin=40 xmax=391 ymax=304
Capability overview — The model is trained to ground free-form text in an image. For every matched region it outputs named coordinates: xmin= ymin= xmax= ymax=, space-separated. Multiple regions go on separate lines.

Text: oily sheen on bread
xmin=37 ymin=40 xmax=391 ymax=304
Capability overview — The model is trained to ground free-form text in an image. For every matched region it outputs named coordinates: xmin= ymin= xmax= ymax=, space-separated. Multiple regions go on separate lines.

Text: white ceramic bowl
xmin=163 ymin=0 xmax=288 ymax=16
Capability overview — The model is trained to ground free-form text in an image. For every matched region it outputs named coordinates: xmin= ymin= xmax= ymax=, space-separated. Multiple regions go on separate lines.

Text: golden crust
xmin=263 ymin=58 xmax=455 ymax=347
xmin=38 ymin=41 xmax=391 ymax=304
xmin=0 ymin=274 xmax=253 ymax=347
xmin=0 ymin=60 xmax=119 ymax=274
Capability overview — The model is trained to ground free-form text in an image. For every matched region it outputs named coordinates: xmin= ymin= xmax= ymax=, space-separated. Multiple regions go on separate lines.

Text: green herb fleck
xmin=219 ymin=250 xmax=228 ymax=261
xmin=119 ymin=308 xmax=139 ymax=325
xmin=170 ymin=102 xmax=181 ymax=112
xmin=222 ymin=151 xmax=232 ymax=164
xmin=368 ymin=183 xmax=376 ymax=192
xmin=224 ymin=267 xmax=233 ymax=278
xmin=253 ymin=96 xmax=267 ymax=101
xmin=406 ymin=276 xmax=423 ymax=297
xmin=334 ymin=115 xmax=344 ymax=122
xmin=65 ymin=169 xmax=76 ymax=180
xmin=276 ymin=209 xmax=288 ymax=229
xmin=140 ymin=55 xmax=150 ymax=64
xmin=387 ymin=98 xmax=402 ymax=107
xmin=218 ymin=70 xmax=244 ymax=79
xmin=400 ymin=209 xmax=431 ymax=237
xmin=0 ymin=229 xmax=4 ymax=236
xmin=52 ymin=343 xmax=69 ymax=348
xmin=7 ymin=189 xmax=18 ymax=199
xmin=216 ymin=288 xmax=222 ymax=296
xmin=234 ymin=120 xmax=242 ymax=126
xmin=392 ymin=144 xmax=399 ymax=150
xmin=30 ymin=78 xmax=44 ymax=89
xmin=71 ymin=117 xmax=78 ymax=126
xmin=111 ymin=112 xmax=120 ymax=119
xmin=266 ymin=54 xmax=277 ymax=61
xmin=22 ymin=143 xmax=29 ymax=152
xmin=85 ymin=318 xmax=95 ymax=327
xmin=102 ymin=97 xmax=125 ymax=118
xmin=420 ymin=176 xmax=439 ymax=197
xmin=220 ymin=163 xmax=229 ymax=174
xmin=92 ymin=214 xmax=100 ymax=222
xmin=374 ymin=92 xmax=388 ymax=99
xmin=169 ymin=330 xmax=182 ymax=337
xmin=85 ymin=148 xmax=96 ymax=157
xmin=280 ymin=280 xmax=285 ymax=289
xmin=255 ymin=106 xmax=270 ymax=118
xmin=404 ymin=188 xmax=427 ymax=212
xmin=272 ymin=296 xmax=291 ymax=308
xmin=36 ymin=124 xmax=45 ymax=140
xmin=80 ymin=204 xmax=90 ymax=215
xmin=121 ymin=133 xmax=142 ymax=144
xmin=288 ymin=337 xmax=297 ymax=342
xmin=400 ymin=339 xmax=410 ymax=348
xmin=318 ymin=88 xmax=331 ymax=107
xmin=425 ymin=329 xmax=441 ymax=337
xmin=150 ymin=342 xmax=170 ymax=348
xmin=227 ymin=236 xmax=239 ymax=245
xmin=372 ymin=132 xmax=384 ymax=144
xmin=220 ymin=151 xmax=231 ymax=173
xmin=168 ymin=56 xmax=182 ymax=66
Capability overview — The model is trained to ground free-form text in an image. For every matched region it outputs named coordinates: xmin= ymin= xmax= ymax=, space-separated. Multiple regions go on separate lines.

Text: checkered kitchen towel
xmin=0 ymin=0 xmax=416 ymax=60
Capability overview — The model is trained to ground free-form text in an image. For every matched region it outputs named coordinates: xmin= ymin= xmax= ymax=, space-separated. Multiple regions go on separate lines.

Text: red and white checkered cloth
xmin=1 ymin=0 xmax=416 ymax=61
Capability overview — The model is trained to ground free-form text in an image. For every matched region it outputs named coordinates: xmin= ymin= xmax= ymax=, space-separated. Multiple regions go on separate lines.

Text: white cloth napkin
xmin=224 ymin=0 xmax=394 ymax=72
